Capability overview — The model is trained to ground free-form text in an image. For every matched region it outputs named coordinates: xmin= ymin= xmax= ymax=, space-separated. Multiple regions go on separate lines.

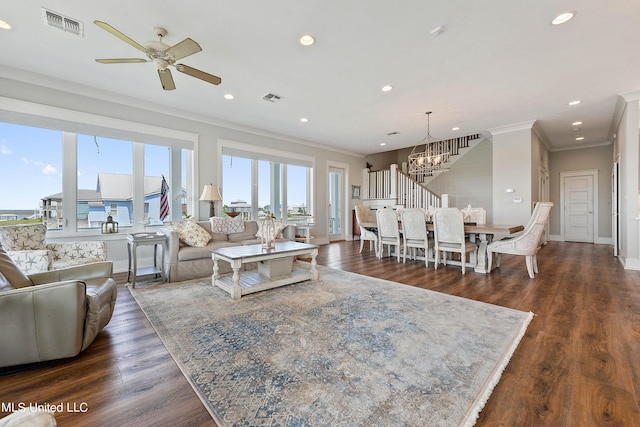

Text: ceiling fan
xmin=93 ymin=20 xmax=221 ymax=90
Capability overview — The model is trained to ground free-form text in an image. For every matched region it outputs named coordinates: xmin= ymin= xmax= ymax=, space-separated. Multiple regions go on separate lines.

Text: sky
xmin=0 ymin=121 xmax=308 ymax=211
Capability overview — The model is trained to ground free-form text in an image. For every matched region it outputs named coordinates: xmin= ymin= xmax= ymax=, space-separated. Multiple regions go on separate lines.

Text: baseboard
xmin=622 ymin=256 xmax=640 ymax=270
xmin=549 ymin=234 xmax=612 ymax=245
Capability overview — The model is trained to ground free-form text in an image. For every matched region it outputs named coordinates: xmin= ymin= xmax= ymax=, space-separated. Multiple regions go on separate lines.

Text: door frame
xmin=560 ymin=169 xmax=598 ymax=242
xmin=326 ymin=161 xmax=349 ymax=242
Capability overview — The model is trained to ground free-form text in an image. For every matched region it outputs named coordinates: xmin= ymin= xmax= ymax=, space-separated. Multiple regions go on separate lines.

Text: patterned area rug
xmin=130 ymin=264 xmax=532 ymax=427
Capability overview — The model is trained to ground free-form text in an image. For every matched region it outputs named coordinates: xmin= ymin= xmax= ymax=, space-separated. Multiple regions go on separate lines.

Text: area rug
xmin=129 ymin=264 xmax=532 ymax=427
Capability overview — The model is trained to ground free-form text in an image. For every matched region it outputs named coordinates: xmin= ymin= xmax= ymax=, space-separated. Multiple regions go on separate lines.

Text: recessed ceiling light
xmin=452 ymin=127 xmax=460 ymax=131
xmin=576 ymin=136 xmax=585 ymax=141
xmin=300 ymin=117 xmax=309 ymax=123
xmin=224 ymin=94 xmax=234 ymax=100
xmin=430 ymin=26 xmax=445 ymax=36
xmin=380 ymin=142 xmax=386 ymax=146
xmin=568 ymin=100 xmax=581 ymax=106
xmin=572 ymin=121 xmax=582 ymax=126
xmin=299 ymin=34 xmax=315 ymax=46
xmin=381 ymin=85 xmax=393 ymax=92
xmin=0 ymin=20 xmax=11 ymax=30
xmin=552 ymin=11 xmax=576 ymax=25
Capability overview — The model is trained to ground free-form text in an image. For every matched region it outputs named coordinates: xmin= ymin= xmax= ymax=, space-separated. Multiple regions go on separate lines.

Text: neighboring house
xmin=41 ymin=174 xmax=186 ymax=229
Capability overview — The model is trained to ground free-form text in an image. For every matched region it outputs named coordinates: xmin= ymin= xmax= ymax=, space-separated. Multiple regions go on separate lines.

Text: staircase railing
xmin=362 ymin=164 xmax=441 ymax=210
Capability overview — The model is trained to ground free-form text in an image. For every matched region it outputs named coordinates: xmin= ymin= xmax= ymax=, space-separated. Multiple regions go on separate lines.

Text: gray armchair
xmin=0 ymin=244 xmax=117 ymax=368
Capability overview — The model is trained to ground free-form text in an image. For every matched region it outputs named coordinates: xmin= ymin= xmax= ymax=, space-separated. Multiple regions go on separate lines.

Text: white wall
xmin=491 ymin=124 xmax=534 ymax=225
xmin=548 ymin=144 xmax=613 ymax=240
xmin=614 ymin=94 xmax=640 ymax=269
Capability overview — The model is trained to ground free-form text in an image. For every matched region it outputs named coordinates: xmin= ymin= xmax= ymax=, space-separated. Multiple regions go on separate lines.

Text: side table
xmin=126 ymin=232 xmax=167 ymax=288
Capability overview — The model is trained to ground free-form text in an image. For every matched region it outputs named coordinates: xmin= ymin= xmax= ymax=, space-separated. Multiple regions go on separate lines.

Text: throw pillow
xmin=255 ymin=219 xmax=286 ymax=241
xmin=0 ymin=244 xmax=32 ymax=289
xmin=0 ymin=224 xmax=47 ymax=251
xmin=209 ymin=216 xmax=245 ymax=234
xmin=177 ymin=219 xmax=211 ymax=247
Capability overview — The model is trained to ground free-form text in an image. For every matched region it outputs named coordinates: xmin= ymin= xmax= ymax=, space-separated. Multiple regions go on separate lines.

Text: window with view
xmin=0 ymin=121 xmax=193 ymax=233
xmin=0 ymin=123 xmax=62 ymax=228
xmin=221 ymin=151 xmax=312 ymax=221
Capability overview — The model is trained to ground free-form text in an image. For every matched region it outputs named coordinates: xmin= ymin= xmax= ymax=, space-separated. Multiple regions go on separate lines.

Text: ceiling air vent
xmin=262 ymin=93 xmax=283 ymax=103
xmin=42 ymin=8 xmax=84 ymax=36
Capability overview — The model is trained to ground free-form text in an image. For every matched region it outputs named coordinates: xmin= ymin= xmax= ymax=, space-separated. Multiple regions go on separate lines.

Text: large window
xmin=77 ymin=134 xmax=133 ymax=230
xmin=0 ymin=121 xmax=193 ymax=233
xmin=0 ymin=123 xmax=62 ymax=223
xmin=221 ymin=149 xmax=312 ymax=221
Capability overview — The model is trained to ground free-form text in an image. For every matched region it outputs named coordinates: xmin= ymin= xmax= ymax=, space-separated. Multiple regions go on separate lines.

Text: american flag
xmin=159 ymin=175 xmax=170 ymax=221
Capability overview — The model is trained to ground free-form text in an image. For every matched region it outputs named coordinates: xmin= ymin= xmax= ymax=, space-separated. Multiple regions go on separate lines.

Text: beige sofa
xmin=159 ymin=220 xmax=295 ymax=282
xmin=0 ymin=244 xmax=117 ymax=368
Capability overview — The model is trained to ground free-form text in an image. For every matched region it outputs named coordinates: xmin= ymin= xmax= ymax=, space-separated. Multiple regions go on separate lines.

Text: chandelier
xmin=408 ymin=112 xmax=450 ymax=176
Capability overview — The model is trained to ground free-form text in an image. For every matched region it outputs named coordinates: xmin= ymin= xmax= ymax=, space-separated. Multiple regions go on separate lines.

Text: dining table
xmin=359 ymin=221 xmax=524 ymax=274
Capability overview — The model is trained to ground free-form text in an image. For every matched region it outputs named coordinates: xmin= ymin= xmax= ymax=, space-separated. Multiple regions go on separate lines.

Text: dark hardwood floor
xmin=1 ymin=241 xmax=639 ymax=426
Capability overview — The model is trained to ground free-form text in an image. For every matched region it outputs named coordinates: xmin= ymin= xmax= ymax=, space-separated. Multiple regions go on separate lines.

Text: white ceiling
xmin=1 ymin=1 xmax=640 ymax=155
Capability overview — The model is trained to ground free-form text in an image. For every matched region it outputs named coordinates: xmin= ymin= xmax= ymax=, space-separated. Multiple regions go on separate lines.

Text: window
xmin=0 ymin=120 xmax=194 ymax=233
xmin=78 ymin=134 xmax=133 ymax=230
xmin=0 ymin=123 xmax=62 ymax=227
xmin=221 ymin=148 xmax=312 ymax=221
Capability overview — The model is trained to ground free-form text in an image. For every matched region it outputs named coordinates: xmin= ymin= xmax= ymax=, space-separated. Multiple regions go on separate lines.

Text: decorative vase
xmin=261 ymin=216 xmax=276 ymax=249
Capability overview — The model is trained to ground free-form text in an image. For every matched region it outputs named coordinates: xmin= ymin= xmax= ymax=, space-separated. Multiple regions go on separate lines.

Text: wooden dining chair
xmin=401 ymin=208 xmax=431 ymax=267
xmin=354 ymin=205 xmax=379 ymax=254
xmin=433 ymin=208 xmax=478 ymax=274
xmin=376 ymin=207 xmax=402 ymax=262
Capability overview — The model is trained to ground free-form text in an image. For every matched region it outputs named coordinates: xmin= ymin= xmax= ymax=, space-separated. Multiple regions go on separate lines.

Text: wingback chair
xmin=487 ymin=202 xmax=553 ymax=278
xmin=0 ymin=244 xmax=117 ymax=368
xmin=354 ymin=205 xmax=379 ymax=255
xmin=0 ymin=224 xmax=106 ymax=274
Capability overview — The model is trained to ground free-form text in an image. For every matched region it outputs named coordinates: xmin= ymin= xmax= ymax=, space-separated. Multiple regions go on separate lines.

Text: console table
xmin=127 ymin=232 xmax=167 ymax=288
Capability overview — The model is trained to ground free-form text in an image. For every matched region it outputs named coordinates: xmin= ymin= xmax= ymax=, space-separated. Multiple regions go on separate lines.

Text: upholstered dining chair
xmin=401 ymin=208 xmax=431 ymax=267
xmin=354 ymin=205 xmax=379 ymax=255
xmin=461 ymin=205 xmax=487 ymax=224
xmin=376 ymin=207 xmax=402 ymax=262
xmin=433 ymin=208 xmax=479 ymax=274
xmin=487 ymin=202 xmax=553 ymax=278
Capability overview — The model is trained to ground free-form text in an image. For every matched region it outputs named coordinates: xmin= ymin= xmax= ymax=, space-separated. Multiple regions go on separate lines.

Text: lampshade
xmin=199 ymin=184 xmax=222 ymax=202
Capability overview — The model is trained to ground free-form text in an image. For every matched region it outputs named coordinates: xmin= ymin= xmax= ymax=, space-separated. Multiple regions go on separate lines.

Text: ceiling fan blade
xmin=166 ymin=38 xmax=202 ymax=61
xmin=158 ymin=68 xmax=176 ymax=90
xmin=175 ymin=64 xmax=222 ymax=85
xmin=94 ymin=20 xmax=150 ymax=55
xmin=95 ymin=58 xmax=148 ymax=64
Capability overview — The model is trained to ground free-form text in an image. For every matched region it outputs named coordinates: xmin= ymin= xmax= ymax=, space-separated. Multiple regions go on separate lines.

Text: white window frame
xmin=217 ymin=139 xmax=315 ymax=220
xmin=0 ymin=96 xmax=200 ymax=238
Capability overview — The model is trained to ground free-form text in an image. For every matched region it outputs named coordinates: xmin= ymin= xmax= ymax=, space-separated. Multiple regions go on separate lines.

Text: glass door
xmin=328 ymin=166 xmax=344 ymax=241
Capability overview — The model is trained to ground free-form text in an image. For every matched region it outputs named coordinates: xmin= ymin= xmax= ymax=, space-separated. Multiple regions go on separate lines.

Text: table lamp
xmin=199 ymin=184 xmax=222 ymax=218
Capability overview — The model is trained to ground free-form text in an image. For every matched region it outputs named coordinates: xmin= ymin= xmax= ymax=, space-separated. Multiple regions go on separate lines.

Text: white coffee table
xmin=211 ymin=241 xmax=318 ymax=299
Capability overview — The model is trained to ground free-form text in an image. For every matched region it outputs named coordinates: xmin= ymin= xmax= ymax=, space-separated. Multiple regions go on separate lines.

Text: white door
xmin=328 ymin=166 xmax=345 ymax=241
xmin=563 ymin=174 xmax=594 ymax=243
